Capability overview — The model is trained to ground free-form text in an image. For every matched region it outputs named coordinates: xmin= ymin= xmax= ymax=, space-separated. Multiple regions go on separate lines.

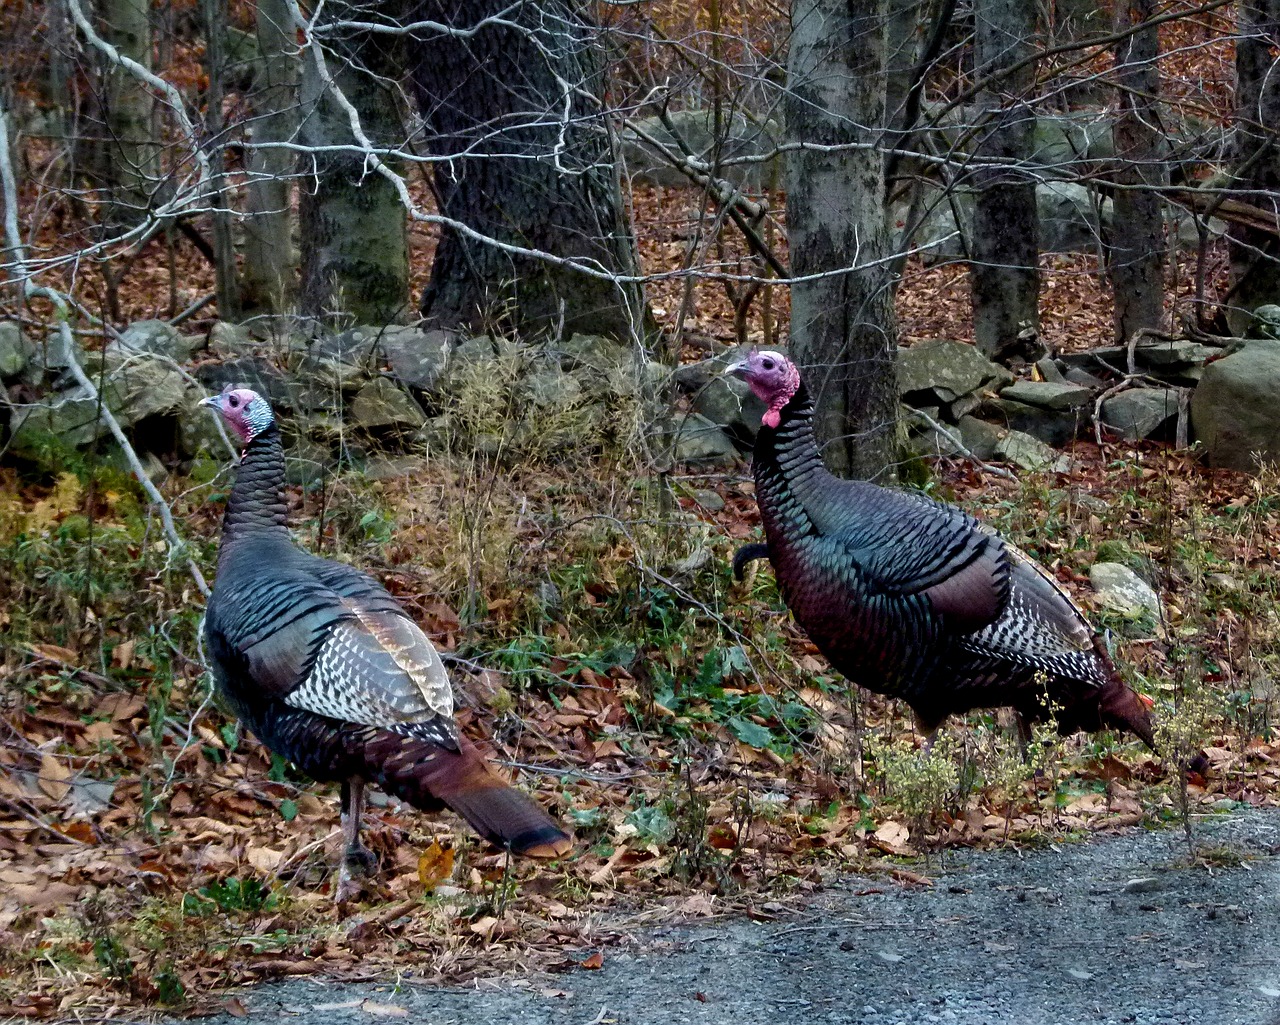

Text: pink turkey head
xmin=201 ymin=386 xmax=275 ymax=445
xmin=725 ymin=350 xmax=800 ymax=428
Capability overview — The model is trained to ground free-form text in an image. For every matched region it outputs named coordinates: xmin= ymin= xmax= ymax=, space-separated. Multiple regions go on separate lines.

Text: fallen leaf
xmin=580 ymin=951 xmax=604 ymax=970
xmin=417 ymin=840 xmax=455 ymax=890
xmin=37 ymin=755 xmax=72 ymax=803
xmin=223 ymin=997 xmax=248 ymax=1017
xmin=361 ymin=1001 xmax=408 ymax=1017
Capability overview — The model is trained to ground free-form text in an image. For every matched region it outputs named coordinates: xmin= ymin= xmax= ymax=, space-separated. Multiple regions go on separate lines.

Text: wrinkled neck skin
xmin=219 ymin=426 xmax=290 ymax=552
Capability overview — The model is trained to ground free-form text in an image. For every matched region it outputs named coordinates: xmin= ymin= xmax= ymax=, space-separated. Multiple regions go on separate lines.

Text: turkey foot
xmin=335 ymin=778 xmax=376 ymax=903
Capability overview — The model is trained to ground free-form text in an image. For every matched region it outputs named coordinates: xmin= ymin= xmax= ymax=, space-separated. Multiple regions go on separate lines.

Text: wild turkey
xmin=727 ymin=350 xmax=1158 ymax=750
xmin=201 ymin=386 xmax=571 ymax=900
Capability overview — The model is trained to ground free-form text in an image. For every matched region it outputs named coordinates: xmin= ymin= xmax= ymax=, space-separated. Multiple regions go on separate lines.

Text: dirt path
xmin=194 ymin=811 xmax=1280 ymax=1025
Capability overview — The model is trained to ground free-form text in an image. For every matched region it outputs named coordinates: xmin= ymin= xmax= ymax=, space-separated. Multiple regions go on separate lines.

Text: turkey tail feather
xmin=359 ymin=732 xmax=571 ymax=858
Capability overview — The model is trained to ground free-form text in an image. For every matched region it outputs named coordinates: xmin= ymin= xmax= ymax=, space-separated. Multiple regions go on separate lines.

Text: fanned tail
xmin=359 ymin=731 xmax=572 ymax=858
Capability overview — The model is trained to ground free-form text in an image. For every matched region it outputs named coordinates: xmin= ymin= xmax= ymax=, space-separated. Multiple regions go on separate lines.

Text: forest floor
xmin=181 ymin=808 xmax=1280 ymax=1025
xmin=3 ymin=181 xmax=1279 ymax=1021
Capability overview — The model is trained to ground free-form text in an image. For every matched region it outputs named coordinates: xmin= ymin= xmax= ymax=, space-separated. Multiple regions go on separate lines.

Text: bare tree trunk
xmin=786 ymin=0 xmax=899 ymax=481
xmin=407 ymin=0 xmax=644 ymax=342
xmin=969 ymin=0 xmax=1040 ymax=363
xmin=241 ymin=0 xmax=298 ymax=318
xmin=202 ymin=0 xmax=239 ymax=321
xmin=1107 ymin=0 xmax=1166 ymax=342
xmin=97 ymin=0 xmax=157 ymax=232
xmin=298 ymin=2 xmax=409 ymax=326
xmin=1227 ymin=0 xmax=1280 ymax=334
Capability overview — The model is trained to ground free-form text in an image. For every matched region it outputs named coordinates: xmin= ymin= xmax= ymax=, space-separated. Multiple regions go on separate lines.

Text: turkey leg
xmin=336 ymin=777 xmax=378 ymax=901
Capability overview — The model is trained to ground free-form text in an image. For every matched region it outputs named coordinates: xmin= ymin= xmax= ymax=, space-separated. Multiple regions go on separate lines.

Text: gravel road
xmin=193 ymin=810 xmax=1280 ymax=1025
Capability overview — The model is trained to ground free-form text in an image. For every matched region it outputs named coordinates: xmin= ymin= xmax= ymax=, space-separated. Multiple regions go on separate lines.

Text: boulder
xmin=1191 ymin=339 xmax=1280 ymax=470
xmin=1100 ymin=387 xmax=1180 ymax=442
xmin=207 ymin=321 xmax=259 ymax=358
xmin=0 ymin=322 xmax=32 ymax=379
xmin=1251 ymin=304 xmax=1280 ymax=340
xmin=1036 ymin=181 xmax=1109 ymax=253
xmin=981 ymin=397 xmax=1081 ymax=447
xmin=897 ymin=339 xmax=1012 ymax=406
xmin=956 ymin=415 xmax=1007 ymax=461
xmin=196 ymin=356 xmax=295 ymax=410
xmin=1089 ymin=562 xmax=1160 ymax=620
xmin=693 ymin=374 xmax=766 ymax=443
xmin=672 ymin=413 xmax=740 ymax=465
xmin=379 ymin=326 xmax=452 ymax=393
xmin=520 ymin=367 xmax=583 ymax=411
xmin=109 ymin=320 xmax=198 ymax=362
xmin=619 ymin=109 xmax=782 ymax=190
xmin=993 ymin=429 xmax=1071 ymax=473
xmin=1000 ymin=380 xmax=1093 ymax=410
xmin=558 ymin=333 xmax=632 ymax=373
xmin=349 ymin=378 xmax=426 ymax=432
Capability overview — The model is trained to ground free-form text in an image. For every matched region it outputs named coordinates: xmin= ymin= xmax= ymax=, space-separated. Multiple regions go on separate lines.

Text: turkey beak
xmin=724 ymin=359 xmax=748 ymax=378
xmin=199 ymin=395 xmax=221 ymax=410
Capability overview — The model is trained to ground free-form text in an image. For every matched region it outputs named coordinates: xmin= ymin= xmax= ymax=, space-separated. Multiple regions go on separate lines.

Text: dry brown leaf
xmin=361 ymin=1001 xmax=409 ymax=1017
xmin=37 ymin=755 xmax=72 ymax=803
xmin=580 ymin=951 xmax=604 ymax=970
xmin=417 ymin=840 xmax=455 ymax=891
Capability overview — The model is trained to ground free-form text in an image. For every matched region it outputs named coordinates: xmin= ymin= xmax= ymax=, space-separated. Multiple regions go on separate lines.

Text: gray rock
xmin=993 ymin=429 xmax=1071 ymax=473
xmin=619 ymin=109 xmax=782 ymax=190
xmin=196 ymin=356 xmax=295 ymax=409
xmin=9 ymin=353 xmax=190 ymax=454
xmin=0 ymin=322 xmax=33 ymax=379
xmin=1132 ymin=340 xmax=1218 ymax=369
xmin=379 ymin=326 xmax=452 ymax=393
xmin=672 ymin=413 xmax=740 ymax=465
xmin=520 ymin=367 xmax=583 ymax=411
xmin=690 ymin=488 xmax=726 ymax=513
xmin=309 ymin=326 xmax=383 ymax=364
xmin=982 ymin=398 xmax=1082 ymax=447
xmin=453 ymin=334 xmax=522 ymax=368
xmin=558 ymin=332 xmax=632 ymax=372
xmin=957 ymin=415 xmax=1007 ymax=461
xmin=1206 ymin=573 xmax=1240 ymax=593
xmin=1063 ymin=366 xmax=1107 ymax=389
xmin=207 ymin=321 xmax=258 ymax=358
xmin=1037 ymin=181 xmax=1108 ymax=253
xmin=898 ymin=340 xmax=1013 ymax=404
xmin=349 ymin=378 xmax=425 ymax=431
xmin=1191 ymin=339 xmax=1280 ymax=470
xmin=1089 ymin=562 xmax=1161 ymax=619
xmin=284 ymin=434 xmax=333 ymax=487
xmin=1034 ymin=357 xmax=1067 ymax=384
xmin=110 ymin=320 xmax=197 ymax=362
xmin=693 ymin=375 xmax=766 ymax=441
xmin=1100 ymin=387 xmax=1180 ymax=442
xmin=1250 ymin=304 xmax=1280 ymax=340
xmin=1000 ymin=380 xmax=1093 ymax=410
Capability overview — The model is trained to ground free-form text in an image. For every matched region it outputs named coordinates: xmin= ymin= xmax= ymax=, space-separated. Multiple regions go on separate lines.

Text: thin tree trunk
xmin=298 ymin=2 xmax=409 ymax=326
xmin=1107 ymin=0 xmax=1166 ymax=342
xmin=202 ymin=0 xmax=240 ymax=321
xmin=241 ymin=0 xmax=298 ymax=318
xmin=786 ymin=0 xmax=899 ymax=481
xmin=1227 ymin=0 xmax=1280 ymax=334
xmin=969 ymin=0 xmax=1040 ymax=363
xmin=407 ymin=0 xmax=644 ymax=342
xmin=98 ymin=0 xmax=157 ymax=232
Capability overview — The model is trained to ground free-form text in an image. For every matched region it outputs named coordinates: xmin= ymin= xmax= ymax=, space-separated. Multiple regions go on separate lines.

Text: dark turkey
xmin=727 ymin=351 xmax=1157 ymax=749
xmin=202 ymin=387 xmax=570 ymax=900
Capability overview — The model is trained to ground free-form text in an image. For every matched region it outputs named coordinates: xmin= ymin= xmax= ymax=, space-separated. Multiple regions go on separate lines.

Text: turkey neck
xmin=220 ymin=426 xmax=290 ymax=549
xmin=751 ymin=383 xmax=828 ymax=539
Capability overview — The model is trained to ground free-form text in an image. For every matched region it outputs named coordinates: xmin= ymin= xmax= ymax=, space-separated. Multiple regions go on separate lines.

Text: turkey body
xmin=739 ymin=371 xmax=1155 ymax=746
xmin=204 ymin=405 xmax=569 ymax=898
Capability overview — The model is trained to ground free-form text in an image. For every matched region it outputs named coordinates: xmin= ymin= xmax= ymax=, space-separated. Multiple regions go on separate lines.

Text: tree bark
xmin=97 ymin=0 xmax=157 ymax=232
xmin=969 ymin=0 xmax=1040 ymax=362
xmin=1107 ymin=0 xmax=1166 ymax=342
xmin=202 ymin=0 xmax=240 ymax=321
xmin=241 ymin=0 xmax=299 ymax=318
xmin=786 ymin=0 xmax=899 ymax=481
xmin=298 ymin=2 xmax=409 ymax=326
xmin=1227 ymin=0 xmax=1280 ymax=334
xmin=406 ymin=0 xmax=644 ymax=342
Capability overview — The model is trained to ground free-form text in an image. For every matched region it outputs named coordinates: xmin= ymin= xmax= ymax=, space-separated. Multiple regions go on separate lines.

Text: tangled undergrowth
xmin=1 ymin=435 xmax=1278 ymax=1018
